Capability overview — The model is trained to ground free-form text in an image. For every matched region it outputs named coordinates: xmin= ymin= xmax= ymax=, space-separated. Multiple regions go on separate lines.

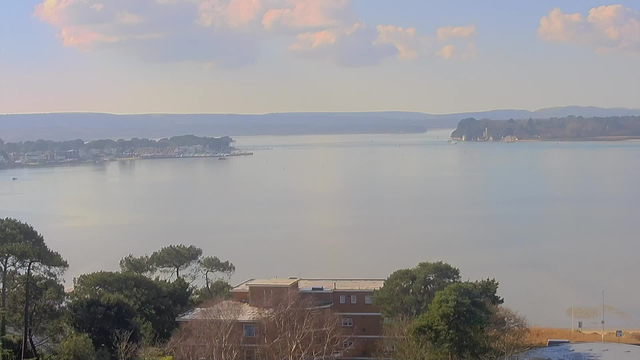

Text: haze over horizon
xmin=2 ymin=1 xmax=640 ymax=114
xmin=5 ymin=105 xmax=640 ymax=116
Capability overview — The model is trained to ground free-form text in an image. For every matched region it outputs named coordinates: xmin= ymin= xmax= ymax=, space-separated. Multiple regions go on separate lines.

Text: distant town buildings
xmin=1 ymin=145 xmax=242 ymax=168
xmin=452 ymin=126 xmax=516 ymax=142
xmin=134 ymin=145 xmax=205 ymax=158
xmin=0 ymin=135 xmax=240 ymax=169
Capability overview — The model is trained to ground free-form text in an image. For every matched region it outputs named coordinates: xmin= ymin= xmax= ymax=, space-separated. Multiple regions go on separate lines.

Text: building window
xmin=341 ymin=318 xmax=353 ymax=327
xmin=244 ymin=324 xmax=257 ymax=337
xmin=351 ymin=295 xmax=357 ymax=304
xmin=245 ymin=349 xmax=256 ymax=360
xmin=342 ymin=341 xmax=354 ymax=349
xmin=340 ymin=295 xmax=346 ymax=304
xmin=365 ymin=295 xmax=373 ymax=305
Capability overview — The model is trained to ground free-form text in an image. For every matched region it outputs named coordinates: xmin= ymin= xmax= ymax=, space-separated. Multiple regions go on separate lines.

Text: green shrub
xmin=0 ymin=335 xmax=21 ymax=360
xmin=58 ymin=333 xmax=96 ymax=360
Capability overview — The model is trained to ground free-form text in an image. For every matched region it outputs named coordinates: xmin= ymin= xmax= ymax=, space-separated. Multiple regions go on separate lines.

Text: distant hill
xmin=1 ymin=106 xmax=639 ymax=141
xmin=0 ymin=113 xmax=427 ymax=142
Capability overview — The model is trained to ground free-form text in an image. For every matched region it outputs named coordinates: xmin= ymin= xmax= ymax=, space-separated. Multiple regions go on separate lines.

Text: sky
xmin=1 ymin=0 xmax=639 ymax=114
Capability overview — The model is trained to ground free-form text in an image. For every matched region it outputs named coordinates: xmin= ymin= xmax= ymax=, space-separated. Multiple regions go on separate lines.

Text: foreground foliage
xmin=375 ymin=261 xmax=528 ymax=360
xmin=70 ymin=272 xmax=192 ymax=343
xmin=58 ymin=333 xmax=96 ymax=360
xmin=2 ymin=219 xmax=530 ymax=360
xmin=0 ymin=218 xmax=68 ymax=359
xmin=373 ymin=261 xmax=460 ymax=318
xmin=0 ymin=217 xmax=234 ymax=360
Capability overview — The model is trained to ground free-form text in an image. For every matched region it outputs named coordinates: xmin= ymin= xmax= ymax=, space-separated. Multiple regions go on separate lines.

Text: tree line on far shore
xmin=451 ymin=115 xmax=640 ymax=141
xmin=1 ymin=218 xmax=529 ymax=360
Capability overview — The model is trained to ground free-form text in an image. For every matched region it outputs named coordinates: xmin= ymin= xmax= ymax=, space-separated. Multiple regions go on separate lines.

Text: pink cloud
xmin=538 ymin=8 xmax=585 ymax=42
xmin=262 ymin=0 xmax=349 ymax=30
xmin=198 ymin=0 xmax=262 ymax=28
xmin=290 ymin=29 xmax=337 ymax=50
xmin=58 ymin=26 xmax=117 ymax=49
xmin=34 ymin=0 xmax=79 ymax=25
xmin=288 ymin=22 xmax=399 ymax=67
xmin=538 ymin=5 xmax=640 ymax=55
xmin=33 ymin=0 xmax=480 ymax=67
xmin=376 ymin=25 xmax=419 ymax=60
xmin=435 ymin=42 xmax=476 ymax=60
xmin=227 ymin=0 xmax=261 ymax=27
xmin=437 ymin=25 xmax=476 ymax=40
xmin=436 ymin=44 xmax=455 ymax=59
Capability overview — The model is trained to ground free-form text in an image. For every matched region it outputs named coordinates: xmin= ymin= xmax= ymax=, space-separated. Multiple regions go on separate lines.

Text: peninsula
xmin=451 ymin=116 xmax=640 ymax=142
xmin=0 ymin=135 xmax=241 ymax=169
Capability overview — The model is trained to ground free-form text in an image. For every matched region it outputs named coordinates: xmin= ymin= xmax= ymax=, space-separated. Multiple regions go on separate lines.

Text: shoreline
xmin=0 ymin=152 xmax=253 ymax=172
xmin=528 ymin=327 xmax=640 ymax=346
xmin=459 ymin=136 xmax=640 ymax=143
xmin=544 ymin=136 xmax=640 ymax=142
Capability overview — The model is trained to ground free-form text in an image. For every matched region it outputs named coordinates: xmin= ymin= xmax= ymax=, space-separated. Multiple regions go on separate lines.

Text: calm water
xmin=2 ymin=129 xmax=640 ymax=328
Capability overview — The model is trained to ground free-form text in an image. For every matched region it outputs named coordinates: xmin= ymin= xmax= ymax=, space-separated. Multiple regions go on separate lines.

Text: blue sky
xmin=1 ymin=0 xmax=639 ymax=114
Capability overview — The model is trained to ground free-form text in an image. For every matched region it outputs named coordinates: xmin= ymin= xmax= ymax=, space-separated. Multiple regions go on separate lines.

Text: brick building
xmin=177 ymin=277 xmax=385 ymax=359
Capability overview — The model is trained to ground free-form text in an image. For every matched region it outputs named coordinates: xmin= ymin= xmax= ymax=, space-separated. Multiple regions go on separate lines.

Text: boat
xmin=450 ymin=141 xmax=458 ymax=145
xmin=12 ymin=177 xmax=17 ymax=181
xmin=218 ymin=156 xmax=227 ymax=160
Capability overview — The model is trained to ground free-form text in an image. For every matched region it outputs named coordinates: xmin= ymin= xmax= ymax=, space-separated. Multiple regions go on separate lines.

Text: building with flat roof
xmin=178 ymin=277 xmax=385 ymax=359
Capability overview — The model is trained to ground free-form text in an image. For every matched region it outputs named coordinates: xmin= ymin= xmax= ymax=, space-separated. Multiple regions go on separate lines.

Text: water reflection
xmin=1 ymin=131 xmax=639 ymax=328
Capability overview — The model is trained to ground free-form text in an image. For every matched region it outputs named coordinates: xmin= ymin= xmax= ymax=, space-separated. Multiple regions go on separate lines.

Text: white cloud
xmin=538 ymin=5 xmax=640 ymax=56
xmin=90 ymin=3 xmax=104 ymax=11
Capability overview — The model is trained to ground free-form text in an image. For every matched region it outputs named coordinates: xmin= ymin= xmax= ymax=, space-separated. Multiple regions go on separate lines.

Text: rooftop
xmin=246 ymin=278 xmax=299 ymax=287
xmin=176 ymin=301 xmax=269 ymax=322
xmin=298 ymin=279 xmax=385 ymax=291
xmin=232 ymin=278 xmax=385 ymax=292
